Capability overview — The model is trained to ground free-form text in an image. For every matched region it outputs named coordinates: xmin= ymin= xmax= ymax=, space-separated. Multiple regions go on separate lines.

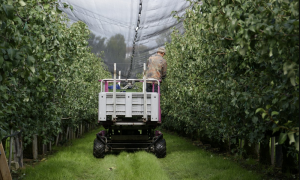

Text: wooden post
xmin=32 ymin=135 xmax=38 ymax=160
xmin=55 ymin=134 xmax=59 ymax=146
xmin=80 ymin=123 xmax=82 ymax=136
xmin=66 ymin=126 xmax=69 ymax=140
xmin=49 ymin=141 xmax=51 ymax=152
xmin=0 ymin=143 xmax=12 ymax=180
xmin=18 ymin=133 xmax=23 ymax=168
xmin=42 ymin=143 xmax=47 ymax=155
xmin=271 ymin=137 xmax=275 ymax=166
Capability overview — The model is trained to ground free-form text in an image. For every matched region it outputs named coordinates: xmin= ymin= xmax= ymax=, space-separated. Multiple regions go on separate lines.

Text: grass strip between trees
xmin=22 ymin=127 xmax=261 ymax=180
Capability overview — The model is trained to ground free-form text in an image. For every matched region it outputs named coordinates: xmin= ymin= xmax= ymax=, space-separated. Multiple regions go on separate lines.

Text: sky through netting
xmin=58 ymin=0 xmax=192 ymax=78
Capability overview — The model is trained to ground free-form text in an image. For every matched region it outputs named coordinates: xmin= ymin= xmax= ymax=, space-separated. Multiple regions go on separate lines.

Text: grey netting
xmin=58 ymin=0 xmax=191 ymax=78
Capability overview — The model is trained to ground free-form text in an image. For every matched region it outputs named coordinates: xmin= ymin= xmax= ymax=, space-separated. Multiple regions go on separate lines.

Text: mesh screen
xmin=58 ymin=0 xmax=191 ymax=78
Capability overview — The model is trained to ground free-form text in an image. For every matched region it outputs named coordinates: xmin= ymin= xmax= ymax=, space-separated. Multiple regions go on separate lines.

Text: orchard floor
xmin=16 ymin=127 xmax=278 ymax=180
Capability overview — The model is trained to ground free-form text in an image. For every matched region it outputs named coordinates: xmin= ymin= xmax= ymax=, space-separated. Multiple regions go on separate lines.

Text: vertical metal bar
xmin=143 ymin=63 xmax=147 ymax=120
xmin=105 ymin=81 xmax=108 ymax=92
xmin=113 ymin=63 xmax=117 ymax=120
xmin=152 ymin=82 xmax=154 ymax=92
xmin=119 ymin=71 xmax=121 ymax=86
xmin=158 ymin=82 xmax=161 ymax=122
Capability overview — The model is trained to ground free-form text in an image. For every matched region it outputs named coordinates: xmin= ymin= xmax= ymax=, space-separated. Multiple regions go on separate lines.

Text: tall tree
xmin=105 ymin=34 xmax=126 ymax=72
xmin=88 ymin=32 xmax=106 ymax=58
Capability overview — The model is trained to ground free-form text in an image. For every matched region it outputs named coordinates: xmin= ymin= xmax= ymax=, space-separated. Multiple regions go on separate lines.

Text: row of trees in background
xmin=0 ymin=0 xmax=110 ymax=163
xmin=161 ymin=0 xmax=299 ymax=173
xmin=88 ymin=33 xmax=129 ymax=76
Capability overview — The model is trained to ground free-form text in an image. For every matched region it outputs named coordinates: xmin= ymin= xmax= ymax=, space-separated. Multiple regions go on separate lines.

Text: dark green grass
xmin=22 ymin=127 xmax=262 ymax=180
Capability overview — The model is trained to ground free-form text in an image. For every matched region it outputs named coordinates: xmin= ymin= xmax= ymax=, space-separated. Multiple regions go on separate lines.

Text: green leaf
xmin=239 ymin=47 xmax=246 ymax=56
xmin=266 ymin=105 xmax=271 ymax=109
xmin=44 ymin=4 xmax=50 ymax=9
xmin=278 ymin=133 xmax=287 ymax=144
xmin=271 ymin=111 xmax=279 ymax=116
xmin=290 ymin=77 xmax=296 ymax=86
xmin=269 ymin=48 xmax=273 ymax=57
xmin=262 ymin=112 xmax=267 ymax=119
xmin=18 ymin=0 xmax=26 ymax=6
xmin=272 ymin=127 xmax=280 ymax=134
xmin=27 ymin=56 xmax=35 ymax=64
xmin=252 ymin=116 xmax=258 ymax=124
xmin=2 ymin=5 xmax=14 ymax=19
xmin=41 ymin=35 xmax=46 ymax=43
xmin=288 ymin=132 xmax=295 ymax=145
xmin=7 ymin=48 xmax=14 ymax=60
xmin=255 ymin=108 xmax=264 ymax=114
xmin=29 ymin=66 xmax=35 ymax=73
xmin=295 ymin=138 xmax=299 ymax=151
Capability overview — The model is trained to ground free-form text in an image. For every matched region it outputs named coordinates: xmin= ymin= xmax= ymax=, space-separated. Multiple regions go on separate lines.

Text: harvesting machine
xmin=93 ymin=63 xmax=166 ymax=158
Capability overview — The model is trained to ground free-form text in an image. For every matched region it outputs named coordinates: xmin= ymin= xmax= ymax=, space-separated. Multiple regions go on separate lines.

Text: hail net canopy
xmin=58 ymin=0 xmax=191 ymax=78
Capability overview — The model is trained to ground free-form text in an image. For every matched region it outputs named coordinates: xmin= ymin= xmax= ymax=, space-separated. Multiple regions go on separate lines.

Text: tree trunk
xmin=32 ymin=135 xmax=38 ymax=160
xmin=55 ymin=134 xmax=59 ymax=146
xmin=14 ymin=133 xmax=23 ymax=168
xmin=271 ymin=137 xmax=275 ymax=166
xmin=42 ymin=144 xmax=47 ymax=155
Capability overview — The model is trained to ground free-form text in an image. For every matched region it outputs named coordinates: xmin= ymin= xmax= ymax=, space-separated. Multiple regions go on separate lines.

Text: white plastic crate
xmin=98 ymin=92 xmax=159 ymax=121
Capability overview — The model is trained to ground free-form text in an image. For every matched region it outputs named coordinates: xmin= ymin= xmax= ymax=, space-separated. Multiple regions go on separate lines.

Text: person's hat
xmin=157 ymin=47 xmax=166 ymax=54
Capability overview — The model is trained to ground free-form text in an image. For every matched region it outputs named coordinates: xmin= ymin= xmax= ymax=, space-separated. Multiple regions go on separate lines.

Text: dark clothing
xmin=146 ymin=83 xmax=159 ymax=93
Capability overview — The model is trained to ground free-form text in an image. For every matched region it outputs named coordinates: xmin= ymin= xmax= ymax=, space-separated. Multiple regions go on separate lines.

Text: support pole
xmin=143 ymin=63 xmax=147 ymax=121
xmin=113 ymin=63 xmax=117 ymax=121
xmin=118 ymin=71 xmax=121 ymax=86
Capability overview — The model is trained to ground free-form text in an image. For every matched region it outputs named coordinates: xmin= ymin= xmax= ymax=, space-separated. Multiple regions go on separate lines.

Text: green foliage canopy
xmin=161 ymin=0 xmax=299 ymax=152
xmin=0 ymin=0 xmax=110 ymax=142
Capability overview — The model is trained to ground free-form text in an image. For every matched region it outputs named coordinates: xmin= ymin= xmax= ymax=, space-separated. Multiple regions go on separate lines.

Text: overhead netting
xmin=58 ymin=0 xmax=191 ymax=78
